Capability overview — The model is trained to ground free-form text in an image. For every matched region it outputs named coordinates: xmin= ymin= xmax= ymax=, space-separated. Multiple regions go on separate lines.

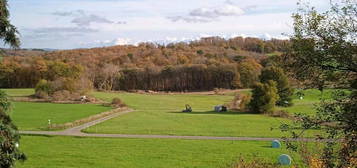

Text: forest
xmin=0 ymin=36 xmax=289 ymax=91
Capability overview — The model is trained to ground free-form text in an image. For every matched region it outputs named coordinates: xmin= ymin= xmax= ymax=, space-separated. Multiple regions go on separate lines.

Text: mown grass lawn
xmin=277 ymin=89 xmax=342 ymax=115
xmin=2 ymin=88 xmax=35 ymax=97
xmin=17 ymin=135 xmax=303 ymax=168
xmin=10 ymin=102 xmax=112 ymax=130
xmin=84 ymin=92 xmax=318 ymax=137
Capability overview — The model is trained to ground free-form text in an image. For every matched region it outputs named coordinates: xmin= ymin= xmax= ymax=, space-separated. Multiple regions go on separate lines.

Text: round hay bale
xmin=278 ymin=154 xmax=292 ymax=166
xmin=272 ymin=140 xmax=281 ymax=148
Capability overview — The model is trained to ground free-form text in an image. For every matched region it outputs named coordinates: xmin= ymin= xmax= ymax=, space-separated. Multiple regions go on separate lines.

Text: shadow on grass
xmin=169 ymin=111 xmax=257 ymax=115
xmin=21 ymin=134 xmax=54 ymax=138
xmin=21 ymin=134 xmax=90 ymax=139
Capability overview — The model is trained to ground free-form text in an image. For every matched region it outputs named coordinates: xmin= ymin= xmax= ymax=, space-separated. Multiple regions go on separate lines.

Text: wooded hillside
xmin=0 ymin=36 xmax=289 ymax=91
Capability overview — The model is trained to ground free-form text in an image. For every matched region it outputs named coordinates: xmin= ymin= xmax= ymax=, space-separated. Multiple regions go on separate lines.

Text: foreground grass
xmin=17 ymin=135 xmax=302 ymax=168
xmin=85 ymin=92 xmax=300 ymax=137
xmin=10 ymin=102 xmax=111 ymax=130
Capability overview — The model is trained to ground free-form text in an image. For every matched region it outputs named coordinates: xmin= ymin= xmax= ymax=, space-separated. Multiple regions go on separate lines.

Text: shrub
xmin=34 ymin=77 xmax=93 ymax=101
xmin=35 ymin=79 xmax=52 ymax=98
xmin=213 ymin=88 xmax=223 ymax=95
xmin=34 ymin=90 xmax=49 ymax=99
xmin=229 ymin=93 xmax=251 ymax=112
xmin=260 ymin=66 xmax=294 ymax=107
xmin=50 ymin=77 xmax=76 ymax=93
xmin=111 ymin=97 xmax=126 ymax=108
xmin=249 ymin=81 xmax=279 ymax=114
xmin=268 ymin=110 xmax=290 ymax=118
xmin=239 ymin=94 xmax=251 ymax=111
xmin=52 ymin=90 xmax=71 ymax=101
xmin=51 ymin=77 xmax=92 ymax=95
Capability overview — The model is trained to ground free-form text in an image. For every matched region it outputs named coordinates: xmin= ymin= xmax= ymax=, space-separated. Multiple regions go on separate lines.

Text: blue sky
xmin=7 ymin=0 xmax=330 ymax=49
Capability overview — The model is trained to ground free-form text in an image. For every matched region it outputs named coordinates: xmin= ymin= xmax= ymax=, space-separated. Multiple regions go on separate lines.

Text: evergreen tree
xmin=0 ymin=1 xmax=26 ymax=167
xmin=0 ymin=0 xmax=20 ymax=48
xmin=0 ymin=90 xmax=26 ymax=167
xmin=260 ymin=66 xmax=294 ymax=106
xmin=249 ymin=80 xmax=279 ymax=114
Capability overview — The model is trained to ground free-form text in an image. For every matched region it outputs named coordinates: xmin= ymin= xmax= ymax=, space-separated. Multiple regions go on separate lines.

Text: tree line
xmin=1 ymin=37 xmax=288 ymax=91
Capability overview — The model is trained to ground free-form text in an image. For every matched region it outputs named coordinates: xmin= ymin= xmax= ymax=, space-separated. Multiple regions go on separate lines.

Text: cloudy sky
xmin=7 ymin=0 xmax=330 ymax=49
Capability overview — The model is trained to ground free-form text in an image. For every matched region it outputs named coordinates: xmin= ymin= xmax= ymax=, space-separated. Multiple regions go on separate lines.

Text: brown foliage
xmin=229 ymin=93 xmax=251 ymax=111
xmin=34 ymin=90 xmax=49 ymax=99
xmin=111 ymin=97 xmax=127 ymax=108
xmin=1 ymin=37 xmax=290 ymax=91
xmin=268 ymin=110 xmax=291 ymax=118
xmin=229 ymin=157 xmax=281 ymax=168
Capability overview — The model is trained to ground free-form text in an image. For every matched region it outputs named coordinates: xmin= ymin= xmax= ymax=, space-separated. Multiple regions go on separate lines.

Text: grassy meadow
xmin=84 ymin=91 xmax=322 ymax=137
xmin=0 ymin=88 xmax=332 ymax=167
xmin=10 ymin=102 xmax=112 ymax=130
xmin=1 ymin=89 xmax=111 ymax=130
xmin=2 ymin=88 xmax=35 ymax=97
xmin=277 ymin=89 xmax=342 ymax=115
xmin=2 ymin=88 xmax=330 ymax=135
xmin=17 ymin=135 xmax=303 ymax=168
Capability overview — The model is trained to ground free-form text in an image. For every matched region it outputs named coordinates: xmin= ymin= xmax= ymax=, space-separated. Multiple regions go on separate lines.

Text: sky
xmin=7 ymin=0 xmax=331 ymax=49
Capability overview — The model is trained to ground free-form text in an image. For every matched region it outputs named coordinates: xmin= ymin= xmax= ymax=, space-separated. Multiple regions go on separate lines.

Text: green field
xmin=10 ymin=102 xmax=111 ymax=130
xmin=277 ymin=89 xmax=341 ymax=115
xmin=17 ymin=135 xmax=301 ymax=168
xmin=83 ymin=92 xmax=315 ymax=137
xmin=2 ymin=88 xmax=35 ymax=97
xmin=2 ymin=88 xmax=328 ymax=167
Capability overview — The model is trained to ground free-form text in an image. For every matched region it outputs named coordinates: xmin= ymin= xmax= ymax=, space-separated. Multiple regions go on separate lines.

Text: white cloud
xmin=167 ymin=16 xmax=213 ymax=23
xmin=114 ymin=38 xmax=132 ymax=45
xmin=189 ymin=3 xmax=244 ymax=17
xmin=52 ymin=10 xmax=126 ymax=27
xmin=52 ymin=10 xmax=85 ymax=17
xmin=71 ymin=14 xmax=114 ymax=27
xmin=165 ymin=37 xmax=179 ymax=42
xmin=260 ymin=33 xmax=272 ymax=40
xmin=32 ymin=27 xmax=98 ymax=34
xmin=10 ymin=0 xmax=331 ymax=49
xmin=80 ymin=38 xmax=137 ymax=48
xmin=168 ymin=0 xmax=245 ymax=23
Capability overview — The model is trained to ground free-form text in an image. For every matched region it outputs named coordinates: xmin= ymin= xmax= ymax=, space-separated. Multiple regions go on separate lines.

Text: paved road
xmin=20 ymin=130 xmax=316 ymax=141
xmin=20 ymin=108 xmax=316 ymax=141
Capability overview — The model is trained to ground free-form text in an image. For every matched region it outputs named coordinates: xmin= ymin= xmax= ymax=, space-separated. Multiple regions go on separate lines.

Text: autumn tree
xmin=95 ymin=64 xmax=120 ymax=90
xmin=0 ymin=31 xmax=292 ymax=91
xmin=238 ymin=59 xmax=263 ymax=88
xmin=282 ymin=1 xmax=357 ymax=167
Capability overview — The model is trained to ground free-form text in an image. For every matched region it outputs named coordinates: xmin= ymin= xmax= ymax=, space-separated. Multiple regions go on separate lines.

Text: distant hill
xmin=38 ymin=36 xmax=288 ymax=68
xmin=1 ymin=48 xmax=48 ymax=57
xmin=1 ymin=36 xmax=289 ymax=91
